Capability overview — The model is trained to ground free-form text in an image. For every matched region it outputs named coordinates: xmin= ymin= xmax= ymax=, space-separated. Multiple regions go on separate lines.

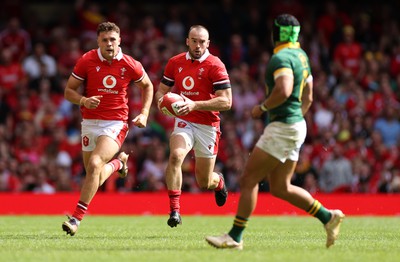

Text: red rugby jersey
xmin=162 ymin=50 xmax=230 ymax=126
xmin=72 ymin=48 xmax=145 ymax=121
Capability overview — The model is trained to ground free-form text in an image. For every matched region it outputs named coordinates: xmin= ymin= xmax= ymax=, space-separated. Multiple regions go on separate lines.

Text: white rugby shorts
xmin=81 ymin=119 xmax=129 ymax=151
xmin=171 ymin=118 xmax=220 ymax=158
xmin=255 ymin=119 xmax=307 ymax=163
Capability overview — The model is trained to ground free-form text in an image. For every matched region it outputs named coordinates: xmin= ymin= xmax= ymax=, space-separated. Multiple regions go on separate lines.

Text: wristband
xmin=260 ymin=103 xmax=268 ymax=112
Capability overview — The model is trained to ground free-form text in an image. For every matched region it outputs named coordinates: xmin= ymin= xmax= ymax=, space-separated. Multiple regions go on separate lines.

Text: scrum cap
xmin=272 ymin=14 xmax=300 ymax=44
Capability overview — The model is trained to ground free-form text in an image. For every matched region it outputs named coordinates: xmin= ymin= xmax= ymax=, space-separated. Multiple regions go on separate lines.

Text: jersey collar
xmin=273 ymin=42 xmax=300 ymax=54
xmin=185 ymin=49 xmax=210 ymax=63
xmin=97 ymin=47 xmax=123 ymax=62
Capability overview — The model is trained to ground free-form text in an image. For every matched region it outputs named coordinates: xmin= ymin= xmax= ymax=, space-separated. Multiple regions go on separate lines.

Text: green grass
xmin=0 ymin=216 xmax=399 ymax=262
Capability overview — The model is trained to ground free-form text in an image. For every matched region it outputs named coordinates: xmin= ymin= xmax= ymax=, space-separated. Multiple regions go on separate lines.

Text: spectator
xmin=230 ymin=65 xmax=260 ymax=120
xmin=0 ymin=159 xmax=21 ymax=192
xmin=333 ymin=25 xmax=363 ymax=80
xmin=319 ymin=144 xmax=354 ymax=193
xmin=75 ymin=0 xmax=106 ymax=45
xmin=0 ymin=17 xmax=31 ymax=63
xmin=316 ymin=1 xmax=351 ymax=52
xmin=32 ymin=166 xmax=55 ymax=194
xmin=137 ymin=145 xmax=167 ymax=191
xmin=0 ymin=47 xmax=27 ymax=94
xmin=57 ymin=38 xmax=84 ymax=78
xmin=223 ymin=33 xmax=249 ymax=70
xmin=388 ymin=168 xmax=400 ymax=193
xmin=389 ymin=40 xmax=400 ymax=78
xmin=164 ymin=5 xmax=185 ymax=43
xmin=374 ymin=105 xmax=400 ymax=148
xmin=22 ymin=42 xmax=58 ymax=91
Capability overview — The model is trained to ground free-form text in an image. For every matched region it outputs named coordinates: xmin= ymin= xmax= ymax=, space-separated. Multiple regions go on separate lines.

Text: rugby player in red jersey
xmin=155 ymin=25 xmax=232 ymax=228
xmin=62 ymin=22 xmax=153 ymax=236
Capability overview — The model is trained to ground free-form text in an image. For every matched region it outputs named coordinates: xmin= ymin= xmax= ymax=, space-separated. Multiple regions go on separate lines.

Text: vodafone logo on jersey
xmin=102 ymin=75 xmax=117 ymax=88
xmin=182 ymin=76 xmax=194 ymax=90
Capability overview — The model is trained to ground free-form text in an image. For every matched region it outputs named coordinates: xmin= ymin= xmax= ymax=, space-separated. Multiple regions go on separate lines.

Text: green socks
xmin=228 ymin=200 xmax=331 ymax=243
xmin=307 ymin=200 xmax=332 ymax=224
xmin=228 ymin=216 xmax=248 ymax=243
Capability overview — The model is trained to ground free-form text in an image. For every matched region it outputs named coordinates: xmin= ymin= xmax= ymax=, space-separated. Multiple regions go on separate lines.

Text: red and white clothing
xmin=0 ymin=62 xmax=25 ymax=92
xmin=81 ymin=119 xmax=129 ymax=151
xmin=0 ymin=28 xmax=31 ymax=63
xmin=72 ymin=48 xmax=145 ymax=121
xmin=333 ymin=42 xmax=363 ymax=77
xmin=172 ymin=118 xmax=220 ymax=158
xmin=161 ymin=49 xmax=231 ymax=127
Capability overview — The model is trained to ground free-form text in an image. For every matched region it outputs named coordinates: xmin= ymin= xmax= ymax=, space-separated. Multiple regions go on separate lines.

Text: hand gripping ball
xmin=159 ymin=92 xmax=184 ymax=117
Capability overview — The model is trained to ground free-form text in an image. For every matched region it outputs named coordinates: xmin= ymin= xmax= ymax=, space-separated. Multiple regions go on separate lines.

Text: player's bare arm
xmin=178 ymin=88 xmax=232 ymax=116
xmin=301 ymin=80 xmax=313 ymax=116
xmin=132 ymin=73 xmax=154 ymax=128
xmin=155 ymin=82 xmax=171 ymax=109
xmin=64 ymin=75 xmax=102 ymax=109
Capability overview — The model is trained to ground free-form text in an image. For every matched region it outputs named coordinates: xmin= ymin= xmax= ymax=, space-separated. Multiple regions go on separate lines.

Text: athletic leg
xmin=194 ymin=157 xmax=228 ymax=206
xmin=62 ymin=136 xmax=120 ymax=236
xmin=166 ymin=133 xmax=191 ymax=227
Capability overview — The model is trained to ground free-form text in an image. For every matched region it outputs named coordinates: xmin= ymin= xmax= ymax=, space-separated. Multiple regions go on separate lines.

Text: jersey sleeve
xmin=270 ymin=55 xmax=293 ymax=80
xmin=127 ymin=58 xmax=146 ymax=82
xmin=72 ymin=54 xmax=88 ymax=81
xmin=161 ymin=59 xmax=175 ymax=87
xmin=209 ymin=58 xmax=231 ymax=91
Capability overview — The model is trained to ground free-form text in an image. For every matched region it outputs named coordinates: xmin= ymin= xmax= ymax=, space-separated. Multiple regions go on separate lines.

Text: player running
xmin=206 ymin=14 xmax=344 ymax=250
xmin=155 ymin=25 xmax=232 ymax=228
xmin=62 ymin=21 xmax=153 ymax=236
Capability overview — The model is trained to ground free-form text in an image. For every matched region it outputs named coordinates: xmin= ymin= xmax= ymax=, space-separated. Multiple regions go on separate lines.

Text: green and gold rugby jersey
xmin=265 ymin=42 xmax=311 ymax=124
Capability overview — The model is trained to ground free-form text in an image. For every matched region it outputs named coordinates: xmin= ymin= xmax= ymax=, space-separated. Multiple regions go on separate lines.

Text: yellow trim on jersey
xmin=273 ymin=68 xmax=293 ymax=79
xmin=273 ymin=42 xmax=300 ymax=54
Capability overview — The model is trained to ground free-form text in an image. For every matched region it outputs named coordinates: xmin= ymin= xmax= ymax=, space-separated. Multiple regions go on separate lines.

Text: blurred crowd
xmin=1 ymin=0 xmax=400 ymax=194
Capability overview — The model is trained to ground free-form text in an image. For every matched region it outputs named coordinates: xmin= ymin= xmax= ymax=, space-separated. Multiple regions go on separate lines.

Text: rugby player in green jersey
xmin=206 ymin=14 xmax=344 ymax=250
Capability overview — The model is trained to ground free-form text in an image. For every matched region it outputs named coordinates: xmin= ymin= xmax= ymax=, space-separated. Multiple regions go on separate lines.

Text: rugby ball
xmin=159 ymin=92 xmax=184 ymax=117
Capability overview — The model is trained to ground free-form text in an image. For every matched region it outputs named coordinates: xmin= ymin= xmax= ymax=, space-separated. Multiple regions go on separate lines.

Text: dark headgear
xmin=272 ymin=14 xmax=301 ymax=44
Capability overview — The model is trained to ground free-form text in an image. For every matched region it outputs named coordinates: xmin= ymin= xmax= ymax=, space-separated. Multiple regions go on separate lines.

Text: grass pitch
xmin=0 ymin=215 xmax=398 ymax=262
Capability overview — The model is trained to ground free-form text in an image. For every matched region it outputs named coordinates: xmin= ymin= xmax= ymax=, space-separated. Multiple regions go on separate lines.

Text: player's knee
xmin=169 ymin=149 xmax=186 ymax=165
xmin=86 ymin=156 xmax=103 ymax=175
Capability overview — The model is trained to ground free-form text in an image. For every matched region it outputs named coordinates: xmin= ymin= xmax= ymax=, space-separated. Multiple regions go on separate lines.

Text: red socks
xmin=72 ymin=201 xmax=88 ymax=221
xmin=109 ymin=159 xmax=122 ymax=172
xmin=168 ymin=190 xmax=181 ymax=212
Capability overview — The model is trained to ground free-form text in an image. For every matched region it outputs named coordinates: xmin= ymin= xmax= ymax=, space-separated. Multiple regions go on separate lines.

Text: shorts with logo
xmin=81 ymin=119 xmax=129 ymax=152
xmin=172 ymin=118 xmax=220 ymax=158
xmin=255 ymin=119 xmax=306 ymax=163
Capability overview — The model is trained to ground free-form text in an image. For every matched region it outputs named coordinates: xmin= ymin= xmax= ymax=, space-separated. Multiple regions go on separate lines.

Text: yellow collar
xmin=273 ymin=42 xmax=300 ymax=54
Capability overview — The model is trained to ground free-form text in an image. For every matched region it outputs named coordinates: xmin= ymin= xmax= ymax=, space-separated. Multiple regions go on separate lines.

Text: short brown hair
xmin=188 ymin=25 xmax=209 ymax=37
xmin=97 ymin=22 xmax=120 ymax=36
